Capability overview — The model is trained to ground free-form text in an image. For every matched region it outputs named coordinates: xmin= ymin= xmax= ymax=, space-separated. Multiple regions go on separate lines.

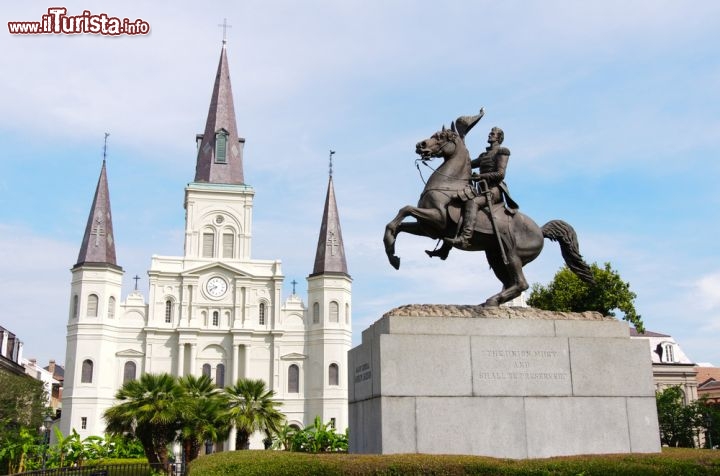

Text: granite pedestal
xmin=348 ymin=306 xmax=661 ymax=458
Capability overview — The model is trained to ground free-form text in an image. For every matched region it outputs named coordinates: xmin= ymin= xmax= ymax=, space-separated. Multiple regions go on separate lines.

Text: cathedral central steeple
xmin=194 ymin=43 xmax=245 ymax=184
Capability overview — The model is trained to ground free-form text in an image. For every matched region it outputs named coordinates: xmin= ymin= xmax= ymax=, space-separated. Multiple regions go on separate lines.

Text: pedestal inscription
xmin=472 ymin=337 xmax=572 ymax=395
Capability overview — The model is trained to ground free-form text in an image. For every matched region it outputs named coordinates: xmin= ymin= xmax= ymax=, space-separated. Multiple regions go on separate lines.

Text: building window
xmin=288 ymin=364 xmax=299 ymax=393
xmin=313 ymin=303 xmax=320 ymax=324
xmin=72 ymin=295 xmax=79 ymax=318
xmin=165 ymin=300 xmax=173 ymax=323
xmin=330 ymin=417 xmax=336 ymax=429
xmin=81 ymin=417 xmax=87 ymax=430
xmin=222 ymin=233 xmax=234 ymax=258
xmin=81 ymin=359 xmax=93 ymax=383
xmin=259 ymin=303 xmax=266 ymax=325
xmin=212 ymin=311 xmax=219 ymax=327
xmin=108 ymin=297 xmax=116 ymax=319
xmin=345 ymin=303 xmax=350 ymax=324
xmin=329 ymin=363 xmax=339 ymax=386
xmin=329 ymin=301 xmax=339 ymax=323
xmin=215 ymin=130 xmax=228 ymax=163
xmin=216 ymin=363 xmax=225 ymax=388
xmin=202 ymin=232 xmax=215 ymax=258
xmin=123 ymin=361 xmax=136 ymax=384
xmin=87 ymin=294 xmax=99 ymax=317
xmin=202 ymin=364 xmax=211 ymax=378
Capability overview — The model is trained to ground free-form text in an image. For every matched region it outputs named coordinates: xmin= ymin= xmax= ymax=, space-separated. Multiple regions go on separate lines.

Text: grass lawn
xmin=189 ymin=448 xmax=720 ymax=475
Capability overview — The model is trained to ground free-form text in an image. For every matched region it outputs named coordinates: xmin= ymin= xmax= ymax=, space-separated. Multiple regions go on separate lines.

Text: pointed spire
xmin=75 ymin=148 xmax=118 ymax=268
xmin=311 ymin=153 xmax=349 ymax=276
xmin=194 ymin=42 xmax=244 ymax=185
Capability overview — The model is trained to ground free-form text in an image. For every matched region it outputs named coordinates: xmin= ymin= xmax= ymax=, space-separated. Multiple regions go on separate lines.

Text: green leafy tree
xmin=656 ymin=386 xmax=703 ymax=447
xmin=177 ymin=374 xmax=230 ymax=462
xmin=104 ymin=373 xmax=183 ymax=468
xmin=527 ymin=262 xmax=644 ymax=332
xmin=225 ymin=378 xmax=285 ymax=450
xmin=0 ymin=372 xmax=48 ymax=474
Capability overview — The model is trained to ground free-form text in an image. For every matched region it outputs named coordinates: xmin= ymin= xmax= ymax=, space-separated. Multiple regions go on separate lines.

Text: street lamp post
xmin=706 ymin=413 xmax=714 ymax=449
xmin=39 ymin=415 xmax=53 ymax=471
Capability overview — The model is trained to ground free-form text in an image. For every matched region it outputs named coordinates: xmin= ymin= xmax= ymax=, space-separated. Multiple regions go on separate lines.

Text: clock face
xmin=206 ymin=277 xmax=227 ymax=297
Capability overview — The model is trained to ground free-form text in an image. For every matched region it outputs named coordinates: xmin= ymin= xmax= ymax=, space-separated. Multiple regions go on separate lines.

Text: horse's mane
xmin=433 ymin=128 xmax=460 ymax=143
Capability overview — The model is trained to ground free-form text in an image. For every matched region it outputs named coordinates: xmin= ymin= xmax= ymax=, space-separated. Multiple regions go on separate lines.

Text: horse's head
xmin=415 ymin=126 xmax=461 ymax=161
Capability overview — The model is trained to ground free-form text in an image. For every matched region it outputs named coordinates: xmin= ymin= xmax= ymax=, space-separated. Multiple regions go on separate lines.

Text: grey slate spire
xmin=311 ymin=173 xmax=349 ymax=277
xmin=194 ymin=43 xmax=245 ymax=184
xmin=75 ymin=160 xmax=119 ymax=268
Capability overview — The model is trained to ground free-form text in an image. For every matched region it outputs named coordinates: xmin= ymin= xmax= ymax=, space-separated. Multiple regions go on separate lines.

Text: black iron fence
xmin=8 ymin=463 xmax=184 ymax=476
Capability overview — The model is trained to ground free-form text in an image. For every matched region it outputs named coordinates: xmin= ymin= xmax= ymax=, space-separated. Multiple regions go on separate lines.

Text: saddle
xmin=475 ymin=202 xmax=513 ymax=235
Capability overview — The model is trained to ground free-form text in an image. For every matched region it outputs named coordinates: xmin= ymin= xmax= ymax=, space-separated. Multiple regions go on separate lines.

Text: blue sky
xmin=2 ymin=1 xmax=720 ymax=368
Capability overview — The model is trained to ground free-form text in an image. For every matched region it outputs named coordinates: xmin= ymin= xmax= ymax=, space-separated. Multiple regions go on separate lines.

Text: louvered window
xmin=72 ymin=295 xmax=79 ymax=318
xmin=222 ymin=233 xmax=234 ymax=258
xmin=259 ymin=303 xmax=266 ymax=325
xmin=329 ymin=301 xmax=339 ymax=323
xmin=212 ymin=311 xmax=219 ymax=326
xmin=215 ymin=131 xmax=227 ymax=163
xmin=87 ymin=294 xmax=99 ymax=317
xmin=108 ymin=297 xmax=116 ymax=319
xmin=313 ymin=303 xmax=320 ymax=324
xmin=202 ymin=232 xmax=215 ymax=258
xmin=345 ymin=303 xmax=350 ymax=324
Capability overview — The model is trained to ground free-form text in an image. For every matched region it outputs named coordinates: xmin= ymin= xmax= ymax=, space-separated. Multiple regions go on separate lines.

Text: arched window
xmin=81 ymin=359 xmax=93 ymax=383
xmin=108 ymin=297 xmax=116 ymax=319
xmin=288 ymin=364 xmax=299 ymax=393
xmin=72 ymin=295 xmax=79 ymax=318
xmin=345 ymin=303 xmax=350 ymax=324
xmin=202 ymin=364 xmax=211 ymax=378
xmin=212 ymin=311 xmax=219 ymax=326
xmin=215 ymin=130 xmax=228 ymax=163
xmin=123 ymin=361 xmax=136 ymax=384
xmin=329 ymin=301 xmax=339 ymax=323
xmin=165 ymin=300 xmax=173 ymax=323
xmin=202 ymin=231 xmax=215 ymax=258
xmin=87 ymin=294 xmax=99 ymax=317
xmin=259 ymin=303 xmax=266 ymax=325
xmin=313 ymin=303 xmax=320 ymax=324
xmin=216 ymin=364 xmax=225 ymax=387
xmin=222 ymin=233 xmax=234 ymax=258
xmin=329 ymin=363 xmax=339 ymax=386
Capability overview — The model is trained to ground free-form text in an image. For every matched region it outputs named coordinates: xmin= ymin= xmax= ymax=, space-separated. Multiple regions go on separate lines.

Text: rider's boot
xmin=445 ymin=200 xmax=477 ymax=248
xmin=425 ymin=243 xmax=451 ymax=260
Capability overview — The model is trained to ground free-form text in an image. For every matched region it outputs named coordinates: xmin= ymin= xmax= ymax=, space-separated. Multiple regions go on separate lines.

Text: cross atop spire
xmin=218 ymin=18 xmax=232 ymax=46
xmin=329 ymin=150 xmax=335 ymax=178
xmin=103 ymin=132 xmax=110 ymax=162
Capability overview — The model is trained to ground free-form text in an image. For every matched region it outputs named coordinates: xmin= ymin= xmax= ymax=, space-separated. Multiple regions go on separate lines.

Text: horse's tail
xmin=541 ymin=220 xmax=595 ymax=285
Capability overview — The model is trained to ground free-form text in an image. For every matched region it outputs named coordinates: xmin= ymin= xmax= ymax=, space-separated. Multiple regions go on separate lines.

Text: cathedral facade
xmin=59 ymin=43 xmax=352 ymax=448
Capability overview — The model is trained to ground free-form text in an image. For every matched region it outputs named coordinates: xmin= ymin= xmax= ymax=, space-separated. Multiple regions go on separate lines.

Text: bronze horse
xmin=383 ymin=121 xmax=594 ymax=306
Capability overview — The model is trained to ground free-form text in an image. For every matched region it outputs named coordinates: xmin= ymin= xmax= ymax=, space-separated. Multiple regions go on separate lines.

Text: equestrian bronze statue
xmin=383 ymin=111 xmax=594 ymax=307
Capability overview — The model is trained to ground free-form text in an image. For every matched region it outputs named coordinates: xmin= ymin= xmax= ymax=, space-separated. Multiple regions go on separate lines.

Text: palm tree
xmin=103 ymin=373 xmax=183 ymax=468
xmin=177 ymin=375 xmax=230 ymax=462
xmin=225 ymin=378 xmax=285 ymax=450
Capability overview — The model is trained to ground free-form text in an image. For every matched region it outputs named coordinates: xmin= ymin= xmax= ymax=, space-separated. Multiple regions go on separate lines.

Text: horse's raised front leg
xmin=384 ymin=205 xmax=446 ymax=270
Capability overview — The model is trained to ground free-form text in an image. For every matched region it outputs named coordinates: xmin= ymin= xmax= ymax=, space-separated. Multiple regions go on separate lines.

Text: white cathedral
xmin=59 ymin=43 xmax=352 ymax=449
